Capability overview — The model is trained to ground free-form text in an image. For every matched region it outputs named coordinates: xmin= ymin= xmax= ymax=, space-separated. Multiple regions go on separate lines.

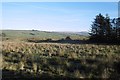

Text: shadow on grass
xmin=2 ymin=69 xmax=117 ymax=80
xmin=2 ymin=69 xmax=78 ymax=80
xmin=27 ymin=38 xmax=120 ymax=45
xmin=27 ymin=38 xmax=90 ymax=44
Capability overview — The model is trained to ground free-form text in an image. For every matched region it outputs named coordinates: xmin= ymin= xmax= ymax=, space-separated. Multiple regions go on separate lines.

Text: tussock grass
xmin=2 ymin=42 xmax=120 ymax=78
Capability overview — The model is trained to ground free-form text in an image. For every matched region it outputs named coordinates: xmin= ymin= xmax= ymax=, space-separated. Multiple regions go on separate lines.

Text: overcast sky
xmin=2 ymin=2 xmax=118 ymax=32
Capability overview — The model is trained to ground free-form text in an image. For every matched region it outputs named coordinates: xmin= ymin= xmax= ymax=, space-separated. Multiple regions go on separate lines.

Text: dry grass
xmin=2 ymin=41 xmax=120 ymax=78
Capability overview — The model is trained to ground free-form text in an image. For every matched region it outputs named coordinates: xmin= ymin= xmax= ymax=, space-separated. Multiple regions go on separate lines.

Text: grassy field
xmin=1 ymin=30 xmax=87 ymax=41
xmin=1 ymin=30 xmax=120 ymax=79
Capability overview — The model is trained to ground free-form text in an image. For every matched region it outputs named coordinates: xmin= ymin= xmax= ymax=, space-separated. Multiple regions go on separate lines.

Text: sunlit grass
xmin=2 ymin=42 xmax=120 ymax=78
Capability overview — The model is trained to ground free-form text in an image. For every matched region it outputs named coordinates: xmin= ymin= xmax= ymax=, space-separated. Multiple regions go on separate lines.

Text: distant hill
xmin=56 ymin=31 xmax=89 ymax=36
xmin=75 ymin=31 xmax=89 ymax=36
xmin=1 ymin=30 xmax=88 ymax=41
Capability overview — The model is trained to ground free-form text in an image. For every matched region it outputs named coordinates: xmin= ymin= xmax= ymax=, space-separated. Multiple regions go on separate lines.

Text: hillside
xmin=1 ymin=30 xmax=88 ymax=41
xmin=1 ymin=30 xmax=120 ymax=79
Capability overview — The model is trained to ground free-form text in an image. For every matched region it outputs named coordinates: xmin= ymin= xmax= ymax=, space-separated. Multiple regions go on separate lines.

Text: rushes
xmin=2 ymin=42 xmax=120 ymax=78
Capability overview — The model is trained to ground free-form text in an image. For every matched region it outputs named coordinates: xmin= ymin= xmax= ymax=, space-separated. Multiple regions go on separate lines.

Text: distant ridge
xmin=1 ymin=30 xmax=88 ymax=41
xmin=1 ymin=30 xmax=89 ymax=36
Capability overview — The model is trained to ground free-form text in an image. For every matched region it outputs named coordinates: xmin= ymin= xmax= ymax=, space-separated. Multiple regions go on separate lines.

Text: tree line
xmin=89 ymin=13 xmax=120 ymax=44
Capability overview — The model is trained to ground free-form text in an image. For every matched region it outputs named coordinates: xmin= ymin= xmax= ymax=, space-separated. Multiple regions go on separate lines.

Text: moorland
xmin=1 ymin=30 xmax=120 ymax=79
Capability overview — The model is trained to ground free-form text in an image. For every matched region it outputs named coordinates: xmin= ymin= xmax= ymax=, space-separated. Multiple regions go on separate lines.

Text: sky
xmin=2 ymin=2 xmax=118 ymax=32
xmin=1 ymin=0 xmax=119 ymax=2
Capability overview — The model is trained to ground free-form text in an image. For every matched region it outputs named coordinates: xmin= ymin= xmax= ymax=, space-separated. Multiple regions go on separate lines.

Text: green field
xmin=1 ymin=30 xmax=120 ymax=79
xmin=1 ymin=30 xmax=87 ymax=41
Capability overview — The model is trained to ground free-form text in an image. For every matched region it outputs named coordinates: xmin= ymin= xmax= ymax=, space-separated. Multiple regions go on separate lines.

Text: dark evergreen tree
xmin=116 ymin=18 xmax=120 ymax=40
xmin=104 ymin=14 xmax=111 ymax=40
xmin=90 ymin=13 xmax=106 ymax=42
xmin=89 ymin=13 xmax=119 ymax=43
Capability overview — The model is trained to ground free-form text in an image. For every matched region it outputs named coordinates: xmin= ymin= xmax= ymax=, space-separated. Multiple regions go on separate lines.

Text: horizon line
xmin=1 ymin=29 xmax=89 ymax=32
